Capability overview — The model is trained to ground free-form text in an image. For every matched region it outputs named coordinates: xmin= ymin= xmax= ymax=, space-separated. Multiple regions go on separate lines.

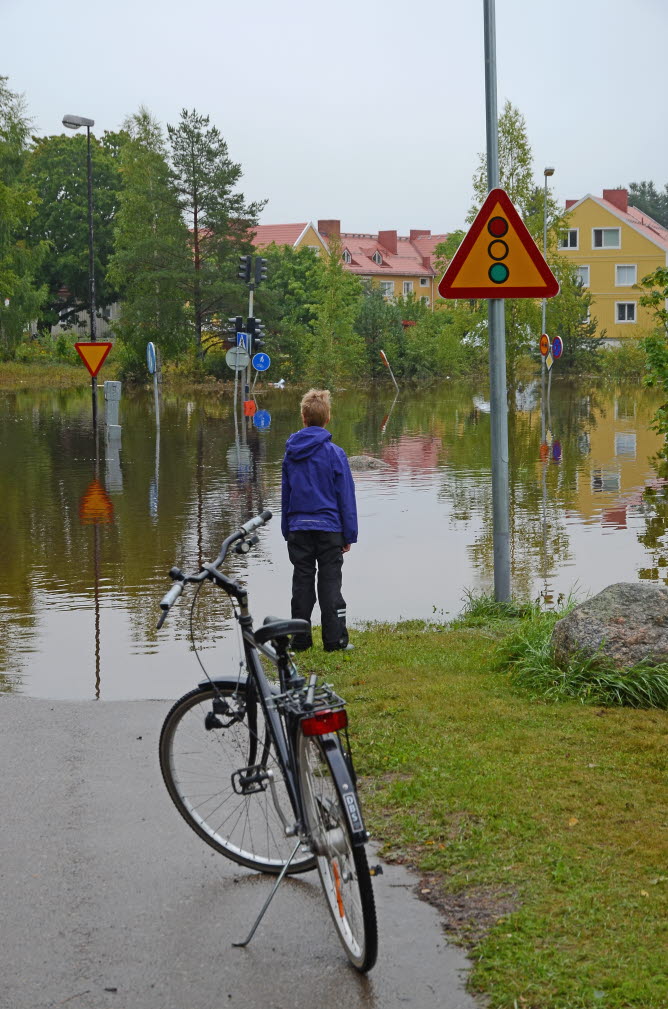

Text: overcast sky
xmin=4 ymin=0 xmax=667 ymax=235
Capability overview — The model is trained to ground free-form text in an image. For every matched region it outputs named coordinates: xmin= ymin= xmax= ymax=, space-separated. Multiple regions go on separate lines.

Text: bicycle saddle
xmin=254 ymin=617 xmax=311 ymax=646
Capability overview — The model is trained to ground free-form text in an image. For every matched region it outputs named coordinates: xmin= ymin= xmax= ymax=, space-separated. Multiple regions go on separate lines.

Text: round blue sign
xmin=253 ymin=409 xmax=271 ymax=430
xmin=146 ymin=342 xmax=156 ymax=374
xmin=552 ymin=335 xmax=563 ymax=360
xmin=252 ymin=353 xmax=271 ymax=372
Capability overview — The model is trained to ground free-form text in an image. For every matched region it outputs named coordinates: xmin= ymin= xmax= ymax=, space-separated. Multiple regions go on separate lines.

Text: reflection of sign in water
xmin=149 ymin=478 xmax=158 ymax=517
xmin=146 ymin=342 xmax=156 ymax=374
xmin=79 ymin=479 xmax=114 ymax=524
xmin=75 ymin=342 xmax=113 ymax=378
xmin=226 ymin=443 xmax=252 ymax=477
xmin=226 ymin=346 xmax=250 ymax=371
xmin=253 ymin=409 xmax=271 ymax=430
xmin=252 ymin=353 xmax=271 ymax=372
xmin=552 ymin=440 xmax=562 ymax=463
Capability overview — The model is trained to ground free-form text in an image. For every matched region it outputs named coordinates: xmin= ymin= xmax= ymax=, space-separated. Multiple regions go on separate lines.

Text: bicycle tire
xmin=297 ymin=730 xmax=378 ymax=971
xmin=160 ymin=683 xmax=316 ymax=874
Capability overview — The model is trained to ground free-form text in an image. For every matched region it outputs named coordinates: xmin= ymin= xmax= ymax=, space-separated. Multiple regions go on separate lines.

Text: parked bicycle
xmin=156 ymin=509 xmax=378 ymax=972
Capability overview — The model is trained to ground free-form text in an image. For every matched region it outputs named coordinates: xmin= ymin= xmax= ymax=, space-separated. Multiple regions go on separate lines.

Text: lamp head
xmin=62 ymin=115 xmax=95 ymax=130
xmin=543 ymin=166 xmax=555 ymax=177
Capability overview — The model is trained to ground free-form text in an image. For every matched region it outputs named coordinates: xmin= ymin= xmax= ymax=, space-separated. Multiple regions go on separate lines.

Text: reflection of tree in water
xmin=439 ymin=381 xmax=604 ymax=598
xmin=636 ymin=459 xmax=668 ymax=583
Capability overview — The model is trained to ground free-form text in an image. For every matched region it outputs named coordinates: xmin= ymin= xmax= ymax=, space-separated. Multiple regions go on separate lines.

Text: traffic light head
xmin=254 ymin=257 xmax=268 ymax=286
xmin=238 ymin=255 xmax=251 ymax=283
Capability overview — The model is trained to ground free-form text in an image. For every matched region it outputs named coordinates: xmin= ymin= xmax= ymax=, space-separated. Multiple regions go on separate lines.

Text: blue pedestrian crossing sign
xmin=253 ymin=409 xmax=271 ymax=430
xmin=237 ymin=332 xmax=250 ymax=350
xmin=252 ymin=352 xmax=271 ymax=372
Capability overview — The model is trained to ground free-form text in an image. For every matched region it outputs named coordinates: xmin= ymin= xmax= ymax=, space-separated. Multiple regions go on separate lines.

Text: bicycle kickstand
xmin=232 ymin=839 xmax=303 ymax=949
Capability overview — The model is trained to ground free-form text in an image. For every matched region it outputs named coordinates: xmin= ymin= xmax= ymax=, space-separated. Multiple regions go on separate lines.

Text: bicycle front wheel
xmin=298 ymin=730 xmax=378 ymax=971
xmin=160 ymin=684 xmax=315 ymax=874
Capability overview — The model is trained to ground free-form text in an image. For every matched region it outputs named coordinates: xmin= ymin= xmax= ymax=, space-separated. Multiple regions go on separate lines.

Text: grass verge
xmin=303 ymin=614 xmax=668 ymax=1009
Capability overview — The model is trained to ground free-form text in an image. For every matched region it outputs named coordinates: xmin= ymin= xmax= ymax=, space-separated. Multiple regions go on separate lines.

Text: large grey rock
xmin=552 ymin=582 xmax=668 ymax=670
xmin=348 ymin=454 xmax=392 ymax=471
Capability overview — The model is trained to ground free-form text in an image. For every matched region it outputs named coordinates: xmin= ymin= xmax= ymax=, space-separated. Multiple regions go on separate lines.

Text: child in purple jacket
xmin=281 ymin=389 xmax=357 ymax=652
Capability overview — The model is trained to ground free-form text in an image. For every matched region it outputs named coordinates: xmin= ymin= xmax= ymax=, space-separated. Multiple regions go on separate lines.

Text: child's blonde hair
xmin=301 ymin=388 xmax=331 ymax=427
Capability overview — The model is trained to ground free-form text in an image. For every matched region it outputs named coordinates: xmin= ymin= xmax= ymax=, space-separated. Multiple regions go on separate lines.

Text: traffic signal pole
xmin=484 ymin=0 xmax=511 ymax=602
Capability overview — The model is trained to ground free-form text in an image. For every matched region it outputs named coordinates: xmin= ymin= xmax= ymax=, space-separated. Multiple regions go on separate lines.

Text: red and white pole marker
xmin=379 ymin=349 xmax=399 ymax=392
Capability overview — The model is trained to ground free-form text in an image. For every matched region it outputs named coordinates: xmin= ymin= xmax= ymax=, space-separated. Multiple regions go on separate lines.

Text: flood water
xmin=2 ymin=378 xmax=667 ymax=700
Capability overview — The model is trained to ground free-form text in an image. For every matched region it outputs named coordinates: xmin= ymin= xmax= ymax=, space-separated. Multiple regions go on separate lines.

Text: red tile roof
xmin=252 ymin=220 xmax=451 ymax=277
xmin=251 ymin=223 xmax=310 ymax=248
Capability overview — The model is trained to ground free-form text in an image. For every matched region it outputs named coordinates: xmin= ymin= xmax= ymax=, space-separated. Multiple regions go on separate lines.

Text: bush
xmin=598 ymin=339 xmax=647 ymax=381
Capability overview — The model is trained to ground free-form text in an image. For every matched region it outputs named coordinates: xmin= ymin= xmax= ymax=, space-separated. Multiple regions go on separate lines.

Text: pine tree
xmin=107 ymin=108 xmax=190 ymax=375
xmin=167 ymin=109 xmax=265 ymax=356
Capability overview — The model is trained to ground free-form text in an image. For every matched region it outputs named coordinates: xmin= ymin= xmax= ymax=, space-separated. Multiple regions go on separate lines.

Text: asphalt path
xmin=0 ymin=695 xmax=478 ymax=1009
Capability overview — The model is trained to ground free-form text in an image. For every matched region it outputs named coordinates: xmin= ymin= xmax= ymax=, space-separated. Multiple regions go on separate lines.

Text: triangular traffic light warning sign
xmin=438 ymin=188 xmax=559 ymax=300
xmin=79 ymin=478 xmax=114 ymax=525
xmin=75 ymin=342 xmax=112 ymax=378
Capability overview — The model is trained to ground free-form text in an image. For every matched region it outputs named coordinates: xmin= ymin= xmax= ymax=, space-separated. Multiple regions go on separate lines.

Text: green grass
xmin=301 ymin=616 xmax=668 ymax=1009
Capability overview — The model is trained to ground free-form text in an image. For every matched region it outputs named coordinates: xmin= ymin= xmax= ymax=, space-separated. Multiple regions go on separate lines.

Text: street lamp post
xmin=541 ymin=166 xmax=555 ymax=440
xmin=63 ymin=114 xmax=97 ymax=421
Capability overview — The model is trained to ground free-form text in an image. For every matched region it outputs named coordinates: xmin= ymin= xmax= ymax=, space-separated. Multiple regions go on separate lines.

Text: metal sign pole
xmin=484 ymin=0 xmax=511 ymax=601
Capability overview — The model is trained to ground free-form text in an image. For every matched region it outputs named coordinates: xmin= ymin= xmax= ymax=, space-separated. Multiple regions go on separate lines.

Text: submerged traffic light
xmin=238 ymin=256 xmax=251 ymax=283
xmin=254 ymin=257 xmax=268 ymax=286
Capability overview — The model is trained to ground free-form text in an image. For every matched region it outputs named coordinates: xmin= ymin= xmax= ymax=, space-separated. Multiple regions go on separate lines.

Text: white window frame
xmin=559 ymin=228 xmax=579 ymax=249
xmin=575 ymin=265 xmax=590 ymax=288
xmin=372 ymin=251 xmax=383 ymax=265
xmin=420 ymin=277 xmax=429 ymax=287
xmin=615 ymin=264 xmax=637 ymax=287
xmin=615 ymin=301 xmax=636 ymax=323
xmin=402 ymin=281 xmax=414 ymax=296
xmin=379 ymin=280 xmax=394 ymax=299
xmin=342 ymin=249 xmax=352 ymax=264
xmin=307 ymin=245 xmax=320 ymax=255
xmin=592 ymin=227 xmax=621 ymax=250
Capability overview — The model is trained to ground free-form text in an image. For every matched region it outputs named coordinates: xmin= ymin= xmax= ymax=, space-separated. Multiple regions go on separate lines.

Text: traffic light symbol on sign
xmin=487 ymin=216 xmax=510 ymax=285
xmin=437 ymin=188 xmax=559 ymax=300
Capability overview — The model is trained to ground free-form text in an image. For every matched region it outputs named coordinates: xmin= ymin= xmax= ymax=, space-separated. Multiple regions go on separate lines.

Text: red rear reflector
xmin=301 ymin=709 xmax=348 ymax=736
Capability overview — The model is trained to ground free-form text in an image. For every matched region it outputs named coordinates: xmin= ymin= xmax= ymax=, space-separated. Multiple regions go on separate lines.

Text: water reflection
xmin=0 ymin=379 xmax=665 ymax=700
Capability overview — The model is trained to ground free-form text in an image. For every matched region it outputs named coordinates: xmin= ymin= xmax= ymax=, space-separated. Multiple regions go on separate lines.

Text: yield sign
xmin=438 ymin=188 xmax=559 ymax=300
xmin=75 ymin=342 xmax=112 ymax=377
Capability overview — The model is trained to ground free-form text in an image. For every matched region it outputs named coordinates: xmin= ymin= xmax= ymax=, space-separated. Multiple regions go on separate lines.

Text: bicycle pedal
xmin=369 ymin=864 xmax=384 ymax=877
xmin=231 ymin=765 xmax=270 ymax=796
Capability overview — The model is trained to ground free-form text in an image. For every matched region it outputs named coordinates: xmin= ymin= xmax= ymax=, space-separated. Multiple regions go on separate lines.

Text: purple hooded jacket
xmin=281 ymin=426 xmax=358 ymax=544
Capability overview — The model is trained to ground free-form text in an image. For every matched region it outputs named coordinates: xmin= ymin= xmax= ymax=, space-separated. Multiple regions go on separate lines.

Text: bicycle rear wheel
xmin=160 ymin=684 xmax=315 ymax=874
xmin=298 ymin=730 xmax=378 ymax=971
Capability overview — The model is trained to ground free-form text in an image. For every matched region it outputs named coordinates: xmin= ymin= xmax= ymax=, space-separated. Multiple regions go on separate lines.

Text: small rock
xmin=348 ymin=455 xmax=392 ymax=471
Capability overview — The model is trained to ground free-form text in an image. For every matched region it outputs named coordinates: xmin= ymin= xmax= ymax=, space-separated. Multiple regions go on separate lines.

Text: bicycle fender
xmin=322 ymin=736 xmax=368 ymax=847
xmin=196 ymin=676 xmax=249 ymax=691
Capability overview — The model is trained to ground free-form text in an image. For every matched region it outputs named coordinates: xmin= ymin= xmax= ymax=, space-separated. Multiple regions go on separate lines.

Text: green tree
xmin=253 ymin=242 xmax=320 ymax=380
xmin=628 ymin=181 xmax=668 ymax=229
xmin=24 ymin=129 xmax=125 ymax=333
xmin=354 ymin=287 xmax=404 ymax=378
xmin=639 ymin=267 xmax=668 ymax=442
xmin=107 ymin=108 xmax=190 ymax=377
xmin=546 ymin=257 xmax=602 ymax=374
xmin=309 ymin=237 xmax=363 ymax=385
xmin=0 ymin=78 xmax=46 ymax=355
xmin=167 ymin=109 xmax=265 ymax=356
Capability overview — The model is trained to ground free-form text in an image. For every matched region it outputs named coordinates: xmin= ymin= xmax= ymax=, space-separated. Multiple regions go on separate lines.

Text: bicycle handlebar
xmin=156 ymin=509 xmax=273 ymax=629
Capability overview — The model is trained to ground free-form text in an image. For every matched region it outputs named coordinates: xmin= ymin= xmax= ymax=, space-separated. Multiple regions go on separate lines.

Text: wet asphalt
xmin=0 ymin=695 xmax=479 ymax=1009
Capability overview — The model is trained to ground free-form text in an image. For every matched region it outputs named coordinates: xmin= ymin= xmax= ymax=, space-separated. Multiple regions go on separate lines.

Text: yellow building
xmin=251 ymin=219 xmax=449 ymax=309
xmin=560 ymin=189 xmax=668 ymax=341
